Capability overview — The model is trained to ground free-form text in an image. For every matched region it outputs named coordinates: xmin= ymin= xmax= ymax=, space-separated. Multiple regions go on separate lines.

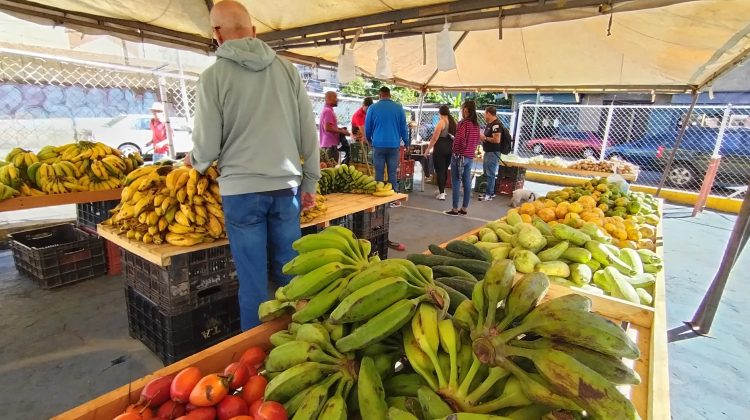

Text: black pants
xmin=433 ymin=137 xmax=453 ymax=193
xmin=338 ymin=134 xmax=350 ymax=165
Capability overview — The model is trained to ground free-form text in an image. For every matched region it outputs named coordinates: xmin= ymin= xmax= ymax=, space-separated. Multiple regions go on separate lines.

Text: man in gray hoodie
xmin=187 ymin=0 xmax=320 ymax=330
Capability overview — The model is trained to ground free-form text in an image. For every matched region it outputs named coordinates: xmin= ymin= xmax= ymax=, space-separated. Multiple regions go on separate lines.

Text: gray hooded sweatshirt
xmin=190 ymin=38 xmax=320 ymax=194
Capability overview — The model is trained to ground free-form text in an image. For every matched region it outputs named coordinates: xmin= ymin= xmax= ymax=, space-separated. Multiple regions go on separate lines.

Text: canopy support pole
xmin=415 ymin=89 xmax=426 ymax=142
xmin=656 ymin=90 xmax=698 ymax=196
xmin=688 ymin=178 xmax=750 ymax=335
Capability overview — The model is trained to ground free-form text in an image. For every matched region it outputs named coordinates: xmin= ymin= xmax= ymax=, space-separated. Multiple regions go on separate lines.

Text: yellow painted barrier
xmin=523 ymin=171 xmax=742 ymax=214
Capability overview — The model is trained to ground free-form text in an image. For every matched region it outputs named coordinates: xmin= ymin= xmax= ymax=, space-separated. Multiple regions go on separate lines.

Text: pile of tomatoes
xmin=114 ymin=346 xmax=287 ymax=420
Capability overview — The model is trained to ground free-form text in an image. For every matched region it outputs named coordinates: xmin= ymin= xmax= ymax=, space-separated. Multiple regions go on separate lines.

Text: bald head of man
xmin=325 ymin=91 xmax=339 ymax=107
xmin=210 ymin=1 xmax=256 ymax=45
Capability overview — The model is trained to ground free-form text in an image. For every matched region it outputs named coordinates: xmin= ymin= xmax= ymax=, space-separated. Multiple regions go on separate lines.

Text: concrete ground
xmin=0 ymin=176 xmax=748 ymax=419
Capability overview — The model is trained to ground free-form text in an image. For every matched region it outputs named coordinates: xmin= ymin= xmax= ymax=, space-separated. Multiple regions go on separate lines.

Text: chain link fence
xmin=513 ymin=104 xmax=750 ymax=196
xmin=0 ymin=49 xmax=198 ymax=158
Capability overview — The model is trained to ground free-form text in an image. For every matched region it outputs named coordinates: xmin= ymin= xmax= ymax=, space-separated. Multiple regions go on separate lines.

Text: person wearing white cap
xmin=147 ymin=101 xmax=172 ymax=162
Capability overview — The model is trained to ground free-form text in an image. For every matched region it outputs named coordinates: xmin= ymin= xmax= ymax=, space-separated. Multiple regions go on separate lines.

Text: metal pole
xmin=712 ymin=105 xmax=732 ymax=156
xmin=656 ymin=90 xmax=699 ymax=196
xmin=689 ymin=178 xmax=750 ymax=335
xmin=415 ymin=90 xmax=425 ymax=142
xmin=598 ymin=104 xmax=615 ymax=161
xmin=513 ymin=105 xmax=524 ymax=155
xmin=157 ymin=77 xmax=176 ymax=159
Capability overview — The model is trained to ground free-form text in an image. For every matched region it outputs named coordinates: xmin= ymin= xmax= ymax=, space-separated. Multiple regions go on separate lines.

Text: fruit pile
xmin=112 ymin=345 xmax=288 ymax=420
xmin=436 ymin=204 xmax=662 ymax=305
xmin=300 ymin=193 xmax=327 ymax=224
xmin=527 ymin=155 xmax=569 ymax=168
xmin=569 ymin=158 xmax=637 ymax=175
xmin=0 ymin=143 xmax=144 ymax=200
xmin=103 ymin=165 xmax=226 ymax=246
xmin=253 ymin=227 xmax=642 ymax=418
xmin=521 ymin=178 xmax=659 ymax=249
xmin=319 ymin=164 xmax=396 ymax=197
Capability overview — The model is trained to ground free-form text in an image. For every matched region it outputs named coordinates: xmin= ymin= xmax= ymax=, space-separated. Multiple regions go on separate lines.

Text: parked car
xmin=526 ymin=130 xmax=602 ymax=159
xmin=656 ymin=127 xmax=750 ymax=188
xmin=604 ymin=132 xmax=676 ymax=170
xmin=87 ymin=115 xmax=194 ymax=156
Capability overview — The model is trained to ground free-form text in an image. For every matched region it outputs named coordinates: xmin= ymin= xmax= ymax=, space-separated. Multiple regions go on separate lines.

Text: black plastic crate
xmin=397 ymin=177 xmax=414 ymax=193
xmin=76 ymin=200 xmax=120 ymax=229
xmin=350 ymin=142 xmax=373 ymax=164
xmin=353 ymin=205 xmax=389 ymax=239
xmin=123 ymin=245 xmax=238 ymax=315
xmin=367 ymin=230 xmax=389 ymax=260
xmin=9 ymin=223 xmax=106 ymax=289
xmin=499 ymin=165 xmax=526 ymax=182
xmin=301 ymin=214 xmax=355 ymax=236
xmin=126 ymin=286 xmax=240 ymax=364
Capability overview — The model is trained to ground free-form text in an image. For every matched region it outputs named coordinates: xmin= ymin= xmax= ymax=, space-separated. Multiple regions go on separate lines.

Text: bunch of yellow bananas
xmin=0 ymin=142 xmax=146 ymax=201
xmin=373 ymin=181 xmax=395 ymax=197
xmin=104 ymin=164 xmax=226 ymax=247
xmin=300 ymin=194 xmax=327 ymax=223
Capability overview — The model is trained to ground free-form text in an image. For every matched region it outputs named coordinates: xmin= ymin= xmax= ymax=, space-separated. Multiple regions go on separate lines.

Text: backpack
xmin=499 ymin=123 xmax=514 ymax=154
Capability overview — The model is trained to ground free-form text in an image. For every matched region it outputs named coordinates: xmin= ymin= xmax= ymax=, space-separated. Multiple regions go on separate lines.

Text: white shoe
xmin=436 ymin=193 xmax=446 ymax=200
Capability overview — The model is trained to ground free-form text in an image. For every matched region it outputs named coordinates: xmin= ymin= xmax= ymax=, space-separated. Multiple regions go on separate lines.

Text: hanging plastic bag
xmin=376 ymin=39 xmax=393 ymax=79
xmin=607 ymin=174 xmax=630 ymax=192
xmin=436 ymin=23 xmax=456 ymax=72
xmin=337 ymin=48 xmax=356 ymax=83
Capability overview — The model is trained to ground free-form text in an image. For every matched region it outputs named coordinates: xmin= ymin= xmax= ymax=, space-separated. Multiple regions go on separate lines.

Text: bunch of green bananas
xmin=318 ymin=164 xmax=379 ymax=195
xmin=104 ymin=165 xmax=226 ymax=246
xmin=5 ymin=147 xmax=39 ymax=170
xmin=0 ymin=183 xmax=20 ymax=200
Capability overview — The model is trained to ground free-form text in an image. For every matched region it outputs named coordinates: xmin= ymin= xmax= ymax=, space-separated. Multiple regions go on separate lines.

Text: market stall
xmin=504 ymin=161 xmax=640 ymax=183
xmin=0 ymin=188 xmax=122 ymax=212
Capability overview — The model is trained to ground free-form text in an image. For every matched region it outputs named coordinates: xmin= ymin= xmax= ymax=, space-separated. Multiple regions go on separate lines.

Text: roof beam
xmin=267 ymin=0 xmax=670 ymax=51
xmin=259 ymin=0 xmax=536 ymax=43
xmin=0 ymin=0 xmax=213 ymax=51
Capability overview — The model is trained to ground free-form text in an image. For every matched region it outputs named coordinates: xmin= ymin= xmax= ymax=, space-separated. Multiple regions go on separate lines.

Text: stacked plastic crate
xmin=121 ymin=246 xmax=240 ymax=364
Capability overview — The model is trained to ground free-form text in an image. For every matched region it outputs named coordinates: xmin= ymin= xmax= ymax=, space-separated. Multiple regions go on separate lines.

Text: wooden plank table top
xmin=0 ymin=189 xmax=123 ymax=212
xmin=98 ymin=192 xmax=408 ymax=267
xmin=504 ymin=160 xmax=639 ymax=182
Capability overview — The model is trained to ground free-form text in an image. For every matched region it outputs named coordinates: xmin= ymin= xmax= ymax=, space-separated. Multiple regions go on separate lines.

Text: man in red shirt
xmin=147 ymin=102 xmax=173 ymax=162
xmin=351 ymin=97 xmax=373 ymax=142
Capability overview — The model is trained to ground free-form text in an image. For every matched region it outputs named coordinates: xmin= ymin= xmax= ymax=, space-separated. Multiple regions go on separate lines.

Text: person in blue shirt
xmin=365 ymin=86 xmax=409 ymax=251
xmin=365 ymin=86 xmax=409 ymax=206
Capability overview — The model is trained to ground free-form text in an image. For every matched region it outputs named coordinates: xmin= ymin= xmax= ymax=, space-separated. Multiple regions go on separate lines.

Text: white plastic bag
xmin=376 ymin=39 xmax=393 ymax=79
xmin=337 ymin=48 xmax=356 ymax=83
xmin=607 ymin=174 xmax=630 ymax=192
xmin=436 ymin=23 xmax=456 ymax=72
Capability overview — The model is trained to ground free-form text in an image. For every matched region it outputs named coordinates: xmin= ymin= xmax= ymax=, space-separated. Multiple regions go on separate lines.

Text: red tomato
xmin=216 ymin=395 xmax=249 ymax=420
xmin=228 ymin=417 xmax=254 ymax=420
xmin=239 ymin=347 xmax=266 ymax=368
xmin=156 ymin=400 xmax=186 ymax=419
xmin=141 ymin=376 xmax=174 ymax=407
xmin=249 ymin=399 xmax=263 ymax=417
xmin=171 ymin=367 xmax=203 ymax=403
xmin=113 ymin=414 xmax=142 ymax=420
xmin=255 ymin=401 xmax=287 ymax=420
xmin=240 ymin=375 xmax=267 ymax=406
xmin=189 ymin=373 xmax=230 ymax=407
xmin=223 ymin=362 xmax=252 ymax=390
xmin=184 ymin=406 xmax=216 ymax=420
xmin=124 ymin=404 xmax=154 ymax=419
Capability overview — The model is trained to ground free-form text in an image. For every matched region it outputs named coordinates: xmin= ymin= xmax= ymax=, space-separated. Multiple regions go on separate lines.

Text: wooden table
xmin=0 ymin=189 xmax=122 ymax=212
xmin=98 ymin=192 xmax=408 ymax=267
xmin=504 ymin=160 xmax=640 ymax=182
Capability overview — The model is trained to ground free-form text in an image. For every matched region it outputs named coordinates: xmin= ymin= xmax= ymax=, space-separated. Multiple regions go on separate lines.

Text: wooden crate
xmin=429 ymin=202 xmax=669 ymax=420
xmin=53 ymin=317 xmax=289 ymax=420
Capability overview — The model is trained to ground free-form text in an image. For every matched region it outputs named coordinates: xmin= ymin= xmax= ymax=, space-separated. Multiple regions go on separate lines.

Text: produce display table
xmin=504 ymin=160 xmax=639 ymax=182
xmin=0 ymin=189 xmax=123 ymax=212
xmin=97 ymin=192 xmax=408 ymax=267
xmin=430 ymin=201 xmax=668 ymax=420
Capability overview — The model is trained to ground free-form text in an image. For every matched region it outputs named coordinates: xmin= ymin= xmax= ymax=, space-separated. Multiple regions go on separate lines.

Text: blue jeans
xmin=451 ymin=156 xmax=473 ymax=209
xmin=222 ymin=192 xmax=301 ymax=330
xmin=483 ymin=152 xmax=500 ymax=196
xmin=373 ymin=147 xmax=399 ymax=190
xmin=152 ymin=153 xmax=165 ymax=163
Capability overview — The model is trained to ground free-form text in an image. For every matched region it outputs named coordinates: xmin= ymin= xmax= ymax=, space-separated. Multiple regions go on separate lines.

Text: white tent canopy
xmin=1 ymin=0 xmax=749 ymax=92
